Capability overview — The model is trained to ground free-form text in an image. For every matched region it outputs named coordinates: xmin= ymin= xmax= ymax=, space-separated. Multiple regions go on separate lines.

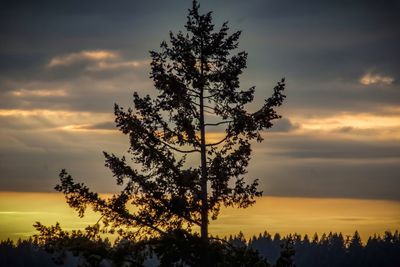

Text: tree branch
xmin=187 ymin=88 xmax=200 ymax=96
xmin=160 ymin=139 xmax=201 ymax=153
xmin=158 ymin=198 xmax=201 ymax=227
xmin=190 ymin=100 xmax=214 ymax=111
xmin=203 ymin=109 xmax=215 ymax=115
xmin=209 ymin=236 xmax=235 ymax=249
xmin=204 ymin=120 xmax=232 ymax=127
xmin=203 ymin=92 xmax=219 ymax=99
xmin=205 ymin=134 xmax=230 ymax=147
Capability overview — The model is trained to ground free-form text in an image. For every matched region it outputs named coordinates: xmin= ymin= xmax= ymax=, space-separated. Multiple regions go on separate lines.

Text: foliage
xmin=149 ymin=230 xmax=269 ymax=267
xmin=34 ymin=222 xmax=149 ymax=266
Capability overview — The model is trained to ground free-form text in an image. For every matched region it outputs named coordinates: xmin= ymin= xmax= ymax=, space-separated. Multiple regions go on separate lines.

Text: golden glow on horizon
xmin=0 ymin=192 xmax=398 ymax=242
xmin=211 ymin=197 xmax=400 ymax=241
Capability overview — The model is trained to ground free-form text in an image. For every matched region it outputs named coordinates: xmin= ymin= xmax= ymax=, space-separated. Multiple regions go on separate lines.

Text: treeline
xmin=244 ymin=230 xmax=399 ymax=267
xmin=1 ymin=231 xmax=399 ymax=266
xmin=0 ymin=237 xmax=83 ymax=267
xmin=0 ymin=238 xmax=59 ymax=266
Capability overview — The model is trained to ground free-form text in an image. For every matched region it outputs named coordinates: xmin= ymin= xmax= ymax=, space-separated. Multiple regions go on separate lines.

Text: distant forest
xmin=1 ymin=230 xmax=399 ymax=267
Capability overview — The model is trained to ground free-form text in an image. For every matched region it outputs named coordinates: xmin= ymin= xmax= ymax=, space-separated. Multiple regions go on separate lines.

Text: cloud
xmin=47 ymin=50 xmax=118 ymax=68
xmin=269 ymin=118 xmax=299 ymax=132
xmin=61 ymin=121 xmax=116 ymax=131
xmin=0 ymin=109 xmax=114 ymax=132
xmin=47 ymin=50 xmax=150 ymax=72
xmin=0 ymin=115 xmax=127 ymax=192
xmin=10 ymin=88 xmax=67 ymax=97
xmin=0 ymin=69 xmax=153 ymax=112
xmin=86 ymin=60 xmax=150 ymax=71
xmin=360 ymin=72 xmax=395 ymax=85
xmin=255 ymin=157 xmax=400 ymax=200
xmin=268 ymin=137 xmax=400 ymax=159
xmin=295 ymin=113 xmax=400 ymax=133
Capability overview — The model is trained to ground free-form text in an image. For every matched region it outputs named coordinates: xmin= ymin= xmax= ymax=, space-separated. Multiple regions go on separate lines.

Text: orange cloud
xmin=288 ymin=112 xmax=400 ymax=140
xmin=360 ymin=72 xmax=394 ymax=85
xmin=47 ymin=50 xmax=149 ymax=72
xmin=47 ymin=50 xmax=118 ymax=67
xmin=10 ymin=88 xmax=67 ymax=97
xmin=0 ymin=109 xmax=113 ymax=132
xmin=86 ymin=60 xmax=150 ymax=71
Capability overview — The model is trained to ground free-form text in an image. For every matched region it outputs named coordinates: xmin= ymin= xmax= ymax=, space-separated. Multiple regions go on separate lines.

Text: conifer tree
xmin=39 ymin=0 xmax=285 ymax=244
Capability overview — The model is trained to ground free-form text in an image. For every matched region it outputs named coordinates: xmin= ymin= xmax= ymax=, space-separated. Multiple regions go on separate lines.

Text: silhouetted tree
xmin=34 ymin=0 xmax=285 ymax=264
xmin=275 ymin=236 xmax=295 ymax=267
xmin=346 ymin=231 xmax=363 ymax=266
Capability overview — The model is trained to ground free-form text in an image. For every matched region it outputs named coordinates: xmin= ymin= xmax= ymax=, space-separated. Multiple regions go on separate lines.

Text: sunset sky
xmin=0 ymin=0 xmax=399 ymax=240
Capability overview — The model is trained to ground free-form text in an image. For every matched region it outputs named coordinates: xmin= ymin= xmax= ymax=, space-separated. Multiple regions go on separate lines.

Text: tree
xmin=35 ymin=0 xmax=285 ymax=262
xmin=275 ymin=237 xmax=296 ymax=267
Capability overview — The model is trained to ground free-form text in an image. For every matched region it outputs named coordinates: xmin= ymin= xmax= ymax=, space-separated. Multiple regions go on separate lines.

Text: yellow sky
xmin=0 ymin=192 xmax=398 ymax=242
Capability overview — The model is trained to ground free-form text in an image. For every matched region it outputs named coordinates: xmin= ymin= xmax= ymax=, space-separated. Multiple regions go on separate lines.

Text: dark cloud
xmin=252 ymin=157 xmax=400 ymax=200
xmin=289 ymin=81 xmax=400 ymax=114
xmin=240 ymin=0 xmax=400 ymax=113
xmin=265 ymin=135 xmax=400 ymax=159
xmin=0 ymin=129 xmax=127 ymax=192
xmin=244 ymin=132 xmax=400 ymax=200
xmin=0 ymin=0 xmax=185 ymax=74
xmin=269 ymin=118 xmax=299 ymax=132
xmin=0 ymin=147 xmax=116 ymax=192
xmin=1 ymin=0 xmax=399 ymax=114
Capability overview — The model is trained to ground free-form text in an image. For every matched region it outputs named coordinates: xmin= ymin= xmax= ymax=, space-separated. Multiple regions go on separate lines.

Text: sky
xmin=0 ymin=0 xmax=400 ymax=201
xmin=1 ymin=192 xmax=399 ymax=241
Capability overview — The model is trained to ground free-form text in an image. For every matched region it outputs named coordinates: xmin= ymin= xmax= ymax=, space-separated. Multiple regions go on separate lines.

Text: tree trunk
xmin=199 ymin=44 xmax=208 ymax=242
